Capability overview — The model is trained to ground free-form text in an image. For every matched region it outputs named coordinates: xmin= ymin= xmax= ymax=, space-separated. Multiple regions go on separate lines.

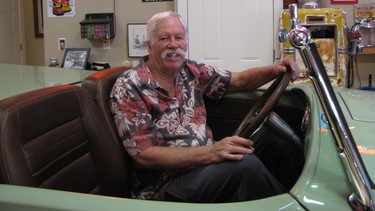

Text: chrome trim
xmin=283 ymin=4 xmax=375 ymax=210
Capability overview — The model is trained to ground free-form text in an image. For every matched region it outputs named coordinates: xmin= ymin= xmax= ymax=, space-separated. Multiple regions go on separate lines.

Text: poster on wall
xmin=47 ymin=0 xmax=76 ymax=17
xmin=142 ymin=0 xmax=173 ymax=2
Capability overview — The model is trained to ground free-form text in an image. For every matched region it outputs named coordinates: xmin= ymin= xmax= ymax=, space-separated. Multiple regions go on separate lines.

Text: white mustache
xmin=161 ymin=48 xmax=186 ymax=59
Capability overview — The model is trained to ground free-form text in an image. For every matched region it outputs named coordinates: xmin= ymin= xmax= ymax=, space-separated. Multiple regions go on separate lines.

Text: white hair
xmin=146 ymin=11 xmax=188 ymax=46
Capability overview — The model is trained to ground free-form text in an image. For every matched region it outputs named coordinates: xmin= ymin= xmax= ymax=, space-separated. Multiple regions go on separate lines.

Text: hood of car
xmin=338 ymin=89 xmax=375 ymax=189
xmin=338 ymin=89 xmax=375 ymax=123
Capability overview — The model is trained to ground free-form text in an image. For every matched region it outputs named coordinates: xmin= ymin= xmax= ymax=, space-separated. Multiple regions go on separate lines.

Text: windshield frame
xmin=284 ymin=4 xmax=375 ymax=210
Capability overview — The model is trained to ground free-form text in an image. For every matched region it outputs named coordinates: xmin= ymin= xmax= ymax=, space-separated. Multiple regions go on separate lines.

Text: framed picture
xmin=33 ymin=0 xmax=44 ymax=38
xmin=61 ymin=48 xmax=90 ymax=70
xmin=142 ymin=0 xmax=173 ymax=2
xmin=128 ymin=23 xmax=148 ymax=57
xmin=330 ymin=0 xmax=358 ymax=4
xmin=58 ymin=38 xmax=66 ymax=51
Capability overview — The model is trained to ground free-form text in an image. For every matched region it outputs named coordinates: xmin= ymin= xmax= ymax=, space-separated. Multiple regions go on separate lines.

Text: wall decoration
xmin=142 ymin=0 xmax=173 ymax=2
xmin=354 ymin=3 xmax=375 ymax=21
xmin=47 ymin=0 xmax=76 ymax=17
xmin=330 ymin=0 xmax=358 ymax=4
xmin=61 ymin=48 xmax=90 ymax=70
xmin=58 ymin=38 xmax=66 ymax=51
xmin=128 ymin=24 xmax=148 ymax=57
xmin=33 ymin=0 xmax=44 ymax=37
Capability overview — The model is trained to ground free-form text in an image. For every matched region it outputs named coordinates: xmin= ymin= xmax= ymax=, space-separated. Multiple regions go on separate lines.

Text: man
xmin=110 ymin=11 xmax=302 ymax=202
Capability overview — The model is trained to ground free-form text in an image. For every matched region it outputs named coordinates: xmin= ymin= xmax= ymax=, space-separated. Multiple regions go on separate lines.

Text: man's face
xmin=148 ymin=16 xmax=187 ymax=72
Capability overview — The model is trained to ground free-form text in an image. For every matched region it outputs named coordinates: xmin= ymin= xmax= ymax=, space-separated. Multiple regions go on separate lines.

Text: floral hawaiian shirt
xmin=110 ymin=58 xmax=231 ymax=200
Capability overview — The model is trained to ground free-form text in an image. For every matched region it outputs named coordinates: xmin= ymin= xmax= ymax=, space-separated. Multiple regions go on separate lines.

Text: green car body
xmin=1 ymin=82 xmax=374 ymax=211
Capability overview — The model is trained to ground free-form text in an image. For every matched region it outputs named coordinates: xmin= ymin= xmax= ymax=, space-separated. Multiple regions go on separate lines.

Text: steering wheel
xmin=233 ymin=67 xmax=292 ymax=138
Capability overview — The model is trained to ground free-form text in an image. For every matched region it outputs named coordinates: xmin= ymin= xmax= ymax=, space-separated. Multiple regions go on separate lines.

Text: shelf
xmin=80 ymin=13 xmax=115 ymax=40
xmin=358 ymin=46 xmax=375 ymax=54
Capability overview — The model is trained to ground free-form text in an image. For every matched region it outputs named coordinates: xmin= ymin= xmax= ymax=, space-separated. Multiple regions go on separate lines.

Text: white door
xmin=0 ymin=0 xmax=25 ymax=64
xmin=176 ymin=0 xmax=274 ymax=72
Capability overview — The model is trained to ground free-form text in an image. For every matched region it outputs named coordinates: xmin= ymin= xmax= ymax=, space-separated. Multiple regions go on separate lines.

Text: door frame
xmin=18 ymin=0 xmax=26 ymax=64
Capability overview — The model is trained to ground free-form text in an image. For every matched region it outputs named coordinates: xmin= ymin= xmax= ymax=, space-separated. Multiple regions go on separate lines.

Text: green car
xmin=0 ymin=4 xmax=374 ymax=211
xmin=0 ymin=78 xmax=374 ymax=211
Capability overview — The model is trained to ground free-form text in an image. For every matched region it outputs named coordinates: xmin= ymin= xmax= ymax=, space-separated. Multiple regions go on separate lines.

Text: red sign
xmin=331 ymin=0 xmax=358 ymax=4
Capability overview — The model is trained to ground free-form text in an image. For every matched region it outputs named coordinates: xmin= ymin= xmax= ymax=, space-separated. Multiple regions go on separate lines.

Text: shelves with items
xmin=80 ymin=13 xmax=115 ymax=40
xmin=357 ymin=46 xmax=375 ymax=54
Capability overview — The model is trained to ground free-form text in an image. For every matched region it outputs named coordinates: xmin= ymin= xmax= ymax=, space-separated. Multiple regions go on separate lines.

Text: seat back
xmin=81 ymin=66 xmax=132 ymax=194
xmin=0 ymin=85 xmax=129 ymax=197
xmin=82 ymin=66 xmax=130 ymax=145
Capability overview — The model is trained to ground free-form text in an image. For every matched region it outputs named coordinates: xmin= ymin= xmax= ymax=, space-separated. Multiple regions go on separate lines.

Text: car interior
xmin=0 ymin=83 xmax=130 ymax=197
xmin=0 ymin=66 xmax=309 ymax=200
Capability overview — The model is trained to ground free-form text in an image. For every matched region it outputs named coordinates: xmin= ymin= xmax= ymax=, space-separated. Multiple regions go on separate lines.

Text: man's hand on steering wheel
xmin=234 ymin=60 xmax=297 ymax=138
xmin=274 ymin=58 xmax=300 ymax=82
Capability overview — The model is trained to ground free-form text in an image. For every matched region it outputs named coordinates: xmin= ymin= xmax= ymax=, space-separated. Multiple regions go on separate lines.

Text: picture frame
xmin=33 ymin=0 xmax=44 ymax=38
xmin=142 ymin=0 xmax=173 ymax=2
xmin=330 ymin=0 xmax=358 ymax=4
xmin=61 ymin=48 xmax=90 ymax=70
xmin=127 ymin=23 xmax=148 ymax=57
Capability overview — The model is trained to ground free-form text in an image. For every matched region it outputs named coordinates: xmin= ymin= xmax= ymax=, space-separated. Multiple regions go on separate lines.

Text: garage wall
xmin=24 ymin=0 xmax=45 ymax=66
xmin=42 ymin=0 xmax=173 ymax=67
xmin=23 ymin=0 xmax=373 ymax=89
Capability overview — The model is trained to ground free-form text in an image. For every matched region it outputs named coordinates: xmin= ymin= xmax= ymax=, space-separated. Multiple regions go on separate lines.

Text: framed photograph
xmin=33 ymin=0 xmax=44 ymax=38
xmin=128 ymin=23 xmax=148 ymax=57
xmin=58 ymin=38 xmax=66 ymax=51
xmin=142 ymin=0 xmax=173 ymax=2
xmin=330 ymin=0 xmax=358 ymax=4
xmin=61 ymin=48 xmax=90 ymax=70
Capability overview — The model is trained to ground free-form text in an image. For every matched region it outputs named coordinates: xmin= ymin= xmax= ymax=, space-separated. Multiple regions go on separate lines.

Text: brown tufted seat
xmin=82 ymin=66 xmax=132 ymax=195
xmin=82 ymin=66 xmax=130 ymax=144
xmin=0 ymin=85 xmax=129 ymax=197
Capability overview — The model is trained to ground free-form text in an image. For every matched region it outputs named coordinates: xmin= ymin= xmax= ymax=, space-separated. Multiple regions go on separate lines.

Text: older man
xmin=110 ymin=11 xmax=302 ymax=202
